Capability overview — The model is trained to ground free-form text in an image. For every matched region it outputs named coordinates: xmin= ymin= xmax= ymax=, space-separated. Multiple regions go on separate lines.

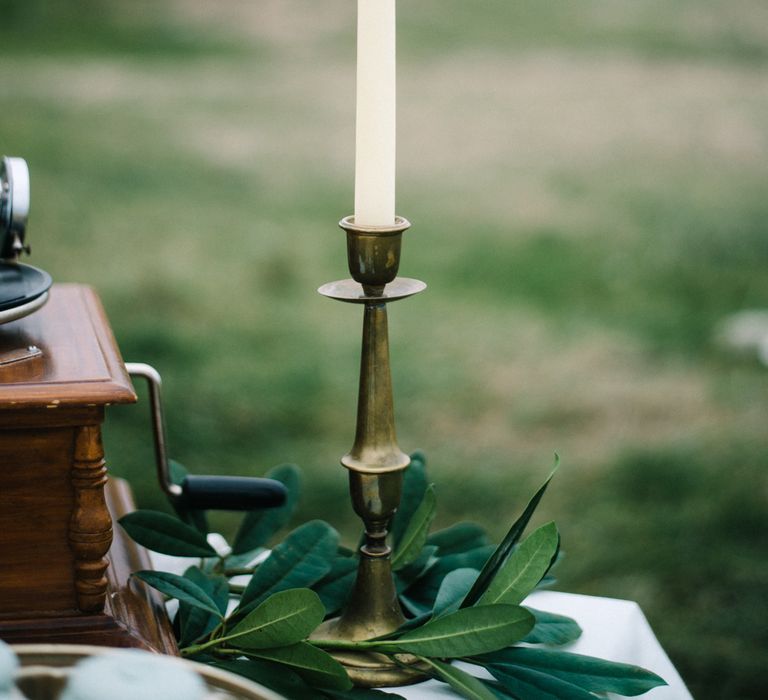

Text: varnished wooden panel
xmin=0 ymin=285 xmax=136 ymax=408
xmin=0 ymin=427 xmax=78 ymax=616
xmin=0 ymin=406 xmax=103 ymax=430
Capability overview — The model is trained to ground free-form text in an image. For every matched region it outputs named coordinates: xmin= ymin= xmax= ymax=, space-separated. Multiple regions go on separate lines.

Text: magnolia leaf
xmin=225 ymin=588 xmax=324 ymax=650
xmin=391 ymin=452 xmax=428 ymax=547
xmin=376 ymin=605 xmax=534 ymax=658
xmin=185 ymin=566 xmax=229 ymax=617
xmin=427 ymin=522 xmax=489 ymax=556
xmin=236 ymin=520 xmax=339 ymax=616
xmin=488 ymin=664 xmax=601 ymax=700
xmin=224 ymin=548 xmax=268 ymax=571
xmin=481 ymin=648 xmax=667 ymax=696
xmin=210 ymin=575 xmax=230 ymax=612
xmin=432 ymin=568 xmax=479 ymax=617
xmin=169 ymin=459 xmax=209 ymax=534
xmin=478 ymin=522 xmax=560 ymax=606
xmin=327 ymin=690 xmax=407 ymax=700
xmin=119 ymin=510 xmax=217 ymax=557
xmin=462 ymin=464 xmax=557 ymax=608
xmin=482 ymin=681 xmax=517 ymax=700
xmin=403 ymin=545 xmax=495 ymax=611
xmin=521 ymin=608 xmax=582 ymax=646
xmin=433 ymin=545 xmax=497 ymax=574
xmin=399 ymin=593 xmax=433 ymax=618
xmin=134 ymin=570 xmax=223 ymax=618
xmin=395 ymin=545 xmax=438 ymax=586
xmin=233 ymin=464 xmax=301 ymax=554
xmin=426 ymin=660 xmax=497 ymax=700
xmin=387 ymin=609 xmax=432 ymax=637
xmin=313 ymin=556 xmax=358 ymax=616
xmin=178 ymin=567 xmax=229 ymax=646
xmin=392 ymin=485 xmax=436 ymax=571
xmin=244 ymin=642 xmax=352 ymax=690
xmin=213 ymin=659 xmax=321 ymax=700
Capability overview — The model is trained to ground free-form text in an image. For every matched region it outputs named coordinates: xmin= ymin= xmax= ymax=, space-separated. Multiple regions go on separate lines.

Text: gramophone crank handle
xmin=125 ymin=362 xmax=286 ymax=511
xmin=179 ymin=475 xmax=286 ymax=510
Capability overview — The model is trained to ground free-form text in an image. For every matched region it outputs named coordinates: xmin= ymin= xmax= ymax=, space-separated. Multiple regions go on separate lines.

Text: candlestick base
xmin=319 ymin=643 xmax=430 ymax=688
xmin=310 ymin=555 xmax=429 ymax=687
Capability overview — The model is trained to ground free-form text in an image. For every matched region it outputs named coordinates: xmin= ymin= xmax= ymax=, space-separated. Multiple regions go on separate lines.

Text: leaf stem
xmin=310 ymin=638 xmax=382 ymax=652
xmin=182 ymin=636 xmax=227 ymax=657
xmin=186 ymin=636 xmax=397 ymax=656
xmin=416 ymin=655 xmax=439 ymax=671
xmin=215 ymin=648 xmax=243 ymax=657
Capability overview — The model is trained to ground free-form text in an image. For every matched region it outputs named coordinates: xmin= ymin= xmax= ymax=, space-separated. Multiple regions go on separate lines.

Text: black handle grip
xmin=179 ymin=476 xmax=287 ymax=511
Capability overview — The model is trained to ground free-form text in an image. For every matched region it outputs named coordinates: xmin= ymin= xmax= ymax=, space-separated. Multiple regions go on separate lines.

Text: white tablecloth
xmin=392 ymin=590 xmax=692 ymax=700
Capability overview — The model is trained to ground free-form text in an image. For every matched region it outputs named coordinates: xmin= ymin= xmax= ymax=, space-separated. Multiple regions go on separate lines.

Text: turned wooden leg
xmin=69 ymin=425 xmax=113 ymax=613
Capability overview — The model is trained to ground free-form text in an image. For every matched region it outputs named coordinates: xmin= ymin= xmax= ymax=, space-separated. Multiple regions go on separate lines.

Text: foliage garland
xmin=119 ymin=454 xmax=666 ymax=700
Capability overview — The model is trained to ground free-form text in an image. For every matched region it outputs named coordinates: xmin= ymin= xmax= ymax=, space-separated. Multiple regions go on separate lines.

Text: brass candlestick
xmin=315 ymin=215 xmax=427 ymax=687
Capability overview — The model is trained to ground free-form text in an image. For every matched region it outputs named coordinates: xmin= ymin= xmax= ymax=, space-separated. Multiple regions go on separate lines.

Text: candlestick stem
xmin=343 ymin=302 xmax=409 ymax=475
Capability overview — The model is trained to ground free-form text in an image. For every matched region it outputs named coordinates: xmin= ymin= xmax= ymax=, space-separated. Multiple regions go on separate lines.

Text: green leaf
xmin=482 ymin=681 xmax=517 ymax=700
xmin=396 ymin=545 xmax=438 ymax=587
xmin=387 ymin=609 xmax=432 ymax=637
xmin=432 ymin=568 xmax=479 ymax=617
xmin=402 ymin=545 xmax=495 ymax=611
xmin=426 ymin=659 xmax=497 ymax=700
xmin=244 ymin=642 xmax=352 ymax=690
xmin=312 ymin=556 xmax=358 ymax=616
xmin=224 ymin=548 xmax=268 ymax=571
xmin=479 ymin=522 xmax=560 ymax=606
xmin=178 ymin=567 xmax=229 ymax=646
xmin=427 ymin=522 xmax=489 ymax=556
xmin=376 ymin=605 xmax=534 ymax=658
xmin=434 ymin=545 xmax=497 ymax=574
xmin=463 ymin=464 xmax=557 ymax=608
xmin=391 ymin=452 xmax=428 ymax=547
xmin=119 ymin=510 xmax=217 ymax=557
xmin=327 ymin=690 xmax=407 ymax=700
xmin=224 ymin=588 xmax=324 ymax=650
xmin=481 ymin=648 xmax=667 ymax=696
xmin=233 ymin=464 xmax=301 ymax=554
xmin=399 ymin=593 xmax=433 ymax=618
xmin=392 ymin=485 xmax=436 ymax=571
xmin=236 ymin=520 xmax=339 ymax=616
xmin=521 ymin=608 xmax=582 ymax=646
xmin=169 ymin=459 xmax=209 ymax=535
xmin=133 ymin=570 xmax=223 ymax=618
xmin=213 ymin=658 xmax=323 ymax=700
xmin=488 ymin=664 xmax=600 ymax=700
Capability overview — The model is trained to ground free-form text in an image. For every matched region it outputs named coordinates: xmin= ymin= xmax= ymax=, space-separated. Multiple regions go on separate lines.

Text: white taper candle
xmin=354 ymin=0 xmax=396 ymax=226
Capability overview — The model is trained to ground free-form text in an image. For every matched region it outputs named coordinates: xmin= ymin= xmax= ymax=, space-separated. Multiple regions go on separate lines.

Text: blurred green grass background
xmin=2 ymin=1 xmax=767 ymax=697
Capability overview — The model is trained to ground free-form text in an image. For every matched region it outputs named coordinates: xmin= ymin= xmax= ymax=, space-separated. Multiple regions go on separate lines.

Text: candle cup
xmin=313 ymin=215 xmax=428 ymax=687
xmin=340 ymin=216 xmax=410 ymax=297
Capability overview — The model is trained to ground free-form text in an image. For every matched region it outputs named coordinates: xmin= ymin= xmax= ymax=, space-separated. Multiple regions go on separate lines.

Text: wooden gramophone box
xmin=0 ymin=283 xmax=176 ymax=652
